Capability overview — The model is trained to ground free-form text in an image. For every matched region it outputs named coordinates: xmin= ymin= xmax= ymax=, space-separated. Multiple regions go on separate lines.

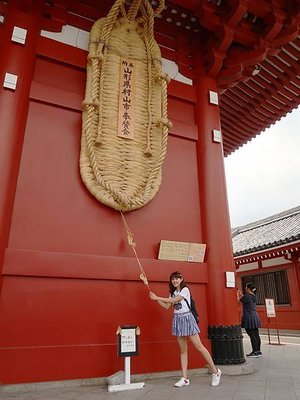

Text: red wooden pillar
xmin=0 ymin=0 xmax=43 ymax=282
xmin=194 ymin=57 xmax=244 ymax=364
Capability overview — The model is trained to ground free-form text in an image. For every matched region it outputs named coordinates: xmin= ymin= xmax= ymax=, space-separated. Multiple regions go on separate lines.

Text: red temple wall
xmin=0 ymin=30 xmax=210 ymax=383
xmin=0 ymin=5 xmax=238 ymax=384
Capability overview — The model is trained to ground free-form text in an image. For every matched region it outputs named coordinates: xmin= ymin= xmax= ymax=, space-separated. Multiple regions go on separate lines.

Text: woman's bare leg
xmin=189 ymin=334 xmax=218 ymax=374
xmin=176 ymin=336 xmax=188 ymax=378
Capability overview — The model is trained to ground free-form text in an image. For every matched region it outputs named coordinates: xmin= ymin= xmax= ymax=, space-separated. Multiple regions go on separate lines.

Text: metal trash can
xmin=208 ymin=325 xmax=245 ymax=365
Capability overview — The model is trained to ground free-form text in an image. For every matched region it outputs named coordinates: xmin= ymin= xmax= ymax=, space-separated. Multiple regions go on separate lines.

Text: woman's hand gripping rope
xmin=149 ymin=291 xmax=158 ymax=300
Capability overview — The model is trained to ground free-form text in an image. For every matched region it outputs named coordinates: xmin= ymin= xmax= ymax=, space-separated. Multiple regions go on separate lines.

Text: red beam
xmin=228 ymin=86 xmax=276 ymax=119
xmin=221 ymin=93 xmax=271 ymax=127
xmin=233 ymin=83 xmax=279 ymax=114
xmin=221 ymin=120 xmax=254 ymax=144
xmin=220 ymin=98 xmax=265 ymax=129
xmin=220 ymin=104 xmax=264 ymax=134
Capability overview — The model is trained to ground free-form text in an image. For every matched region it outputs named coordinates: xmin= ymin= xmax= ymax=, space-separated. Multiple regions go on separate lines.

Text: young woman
xmin=237 ymin=283 xmax=262 ymax=358
xmin=149 ymin=271 xmax=221 ymax=387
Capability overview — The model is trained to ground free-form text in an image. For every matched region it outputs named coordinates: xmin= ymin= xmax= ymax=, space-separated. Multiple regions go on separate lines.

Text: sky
xmin=224 ymin=106 xmax=300 ymax=228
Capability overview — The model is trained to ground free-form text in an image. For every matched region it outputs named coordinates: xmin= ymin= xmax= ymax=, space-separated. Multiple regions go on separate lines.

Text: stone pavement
xmin=1 ymin=334 xmax=300 ymax=400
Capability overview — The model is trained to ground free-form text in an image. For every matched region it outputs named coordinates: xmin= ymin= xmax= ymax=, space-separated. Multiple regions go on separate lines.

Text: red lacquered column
xmin=194 ymin=58 xmax=245 ymax=364
xmin=0 ymin=0 xmax=43 ymax=283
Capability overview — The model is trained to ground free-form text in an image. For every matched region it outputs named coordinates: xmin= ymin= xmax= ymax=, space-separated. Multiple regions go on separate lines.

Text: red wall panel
xmin=0 ymin=273 xmax=209 ymax=382
xmin=8 ymin=100 xmax=201 ymax=257
xmin=0 ymin=32 xmax=209 ymax=383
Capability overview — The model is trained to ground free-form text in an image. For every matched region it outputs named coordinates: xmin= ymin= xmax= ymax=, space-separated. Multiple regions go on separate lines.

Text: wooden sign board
xmin=265 ymin=298 xmax=276 ymax=318
xmin=158 ymin=240 xmax=206 ymax=263
xmin=187 ymin=243 xmax=206 ymax=263
xmin=118 ymin=58 xmax=135 ymax=140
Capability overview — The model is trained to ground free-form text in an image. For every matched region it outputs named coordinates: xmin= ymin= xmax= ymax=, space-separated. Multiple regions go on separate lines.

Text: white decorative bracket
xmin=3 ymin=73 xmax=18 ymax=90
xmin=209 ymin=90 xmax=219 ymax=105
xmin=212 ymin=129 xmax=222 ymax=143
xmin=12 ymin=26 xmax=27 ymax=44
xmin=225 ymin=271 xmax=235 ymax=288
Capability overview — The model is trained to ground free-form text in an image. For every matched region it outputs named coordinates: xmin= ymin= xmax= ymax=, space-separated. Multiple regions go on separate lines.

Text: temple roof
xmin=3 ymin=0 xmax=298 ymax=156
xmin=88 ymin=1 xmax=300 ymax=155
xmin=232 ymin=205 xmax=300 ymax=257
xmin=158 ymin=0 xmax=300 ymax=156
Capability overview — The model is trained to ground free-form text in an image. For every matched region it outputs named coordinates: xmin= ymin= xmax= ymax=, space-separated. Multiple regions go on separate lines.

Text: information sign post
xmin=107 ymin=326 xmax=145 ymax=392
xmin=265 ymin=298 xmax=284 ymax=346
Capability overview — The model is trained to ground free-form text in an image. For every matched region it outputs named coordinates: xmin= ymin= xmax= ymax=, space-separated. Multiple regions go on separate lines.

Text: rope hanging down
xmin=120 ymin=212 xmax=151 ymax=292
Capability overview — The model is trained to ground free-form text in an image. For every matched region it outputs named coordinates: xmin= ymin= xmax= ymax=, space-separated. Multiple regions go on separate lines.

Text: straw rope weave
xmin=80 ymin=0 xmax=171 ymax=212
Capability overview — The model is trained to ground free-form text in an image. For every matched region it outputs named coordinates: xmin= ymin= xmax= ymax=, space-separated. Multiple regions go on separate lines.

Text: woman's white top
xmin=172 ymin=287 xmax=190 ymax=314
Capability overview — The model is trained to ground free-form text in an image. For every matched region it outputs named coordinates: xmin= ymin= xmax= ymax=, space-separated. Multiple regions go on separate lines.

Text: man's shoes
xmin=247 ymin=351 xmax=262 ymax=358
xmin=211 ymin=368 xmax=222 ymax=387
xmin=174 ymin=377 xmax=190 ymax=387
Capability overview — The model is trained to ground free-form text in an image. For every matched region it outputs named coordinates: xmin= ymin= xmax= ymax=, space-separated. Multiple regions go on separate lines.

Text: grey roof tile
xmin=232 ymin=206 xmax=300 ymax=256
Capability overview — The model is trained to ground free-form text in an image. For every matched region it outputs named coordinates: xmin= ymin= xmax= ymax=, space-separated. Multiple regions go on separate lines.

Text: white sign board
xmin=118 ymin=327 xmax=137 ymax=356
xmin=225 ymin=271 xmax=235 ymax=288
xmin=265 ymin=298 xmax=276 ymax=318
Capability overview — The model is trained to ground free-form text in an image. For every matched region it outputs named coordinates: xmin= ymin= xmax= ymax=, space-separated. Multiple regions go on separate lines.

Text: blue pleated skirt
xmin=172 ymin=312 xmax=200 ymax=337
xmin=241 ymin=314 xmax=261 ymax=329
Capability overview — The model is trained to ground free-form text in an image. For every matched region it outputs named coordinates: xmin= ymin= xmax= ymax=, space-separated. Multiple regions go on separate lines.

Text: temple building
xmin=234 ymin=205 xmax=300 ymax=331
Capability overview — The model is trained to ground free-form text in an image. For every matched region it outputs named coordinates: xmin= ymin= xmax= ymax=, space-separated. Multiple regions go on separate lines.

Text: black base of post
xmin=208 ymin=325 xmax=246 ymax=365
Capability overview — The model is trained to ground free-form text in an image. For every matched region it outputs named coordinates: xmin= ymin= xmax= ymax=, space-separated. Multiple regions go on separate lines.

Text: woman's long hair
xmin=169 ymin=271 xmax=187 ymax=295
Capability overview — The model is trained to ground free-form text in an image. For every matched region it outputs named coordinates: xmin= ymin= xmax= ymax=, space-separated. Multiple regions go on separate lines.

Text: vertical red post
xmin=194 ymin=57 xmax=244 ymax=364
xmin=0 ymin=0 xmax=43 ymax=282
